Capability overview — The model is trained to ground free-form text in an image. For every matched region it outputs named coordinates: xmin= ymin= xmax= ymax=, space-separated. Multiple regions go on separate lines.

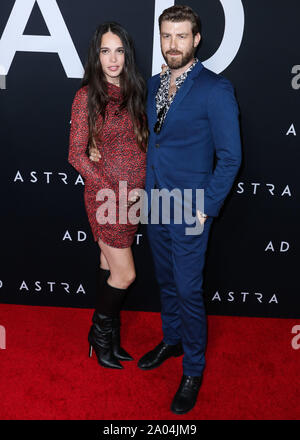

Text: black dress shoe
xmin=138 ymin=340 xmax=183 ymax=370
xmin=171 ymin=374 xmax=203 ymax=414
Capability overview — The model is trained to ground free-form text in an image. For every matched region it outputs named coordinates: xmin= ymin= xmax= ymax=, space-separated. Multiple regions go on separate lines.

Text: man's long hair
xmin=81 ymin=22 xmax=148 ymax=152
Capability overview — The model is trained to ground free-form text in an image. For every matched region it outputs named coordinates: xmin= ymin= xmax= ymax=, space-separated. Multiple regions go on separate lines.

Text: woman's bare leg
xmin=97 ymin=238 xmax=135 ymax=289
xmin=100 ymin=250 xmax=109 ymax=270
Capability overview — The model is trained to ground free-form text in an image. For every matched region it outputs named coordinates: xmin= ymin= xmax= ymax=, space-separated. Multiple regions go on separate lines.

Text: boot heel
xmin=89 ymin=344 xmax=93 ymax=358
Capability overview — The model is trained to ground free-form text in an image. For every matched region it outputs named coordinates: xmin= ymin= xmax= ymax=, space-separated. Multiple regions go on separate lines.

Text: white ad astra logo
xmin=62 ymin=230 xmax=143 ymax=245
xmin=211 ymin=290 xmax=279 ymax=304
xmin=0 ymin=0 xmax=83 ymax=78
xmin=19 ymin=280 xmax=86 ymax=294
xmin=0 ymin=0 xmax=245 ymax=79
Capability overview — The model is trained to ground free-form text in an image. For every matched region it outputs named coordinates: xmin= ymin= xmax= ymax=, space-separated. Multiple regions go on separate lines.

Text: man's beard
xmin=163 ymin=46 xmax=195 ymax=70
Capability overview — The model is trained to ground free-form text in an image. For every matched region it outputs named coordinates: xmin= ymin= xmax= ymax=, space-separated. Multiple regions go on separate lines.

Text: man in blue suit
xmin=137 ymin=5 xmax=242 ymax=414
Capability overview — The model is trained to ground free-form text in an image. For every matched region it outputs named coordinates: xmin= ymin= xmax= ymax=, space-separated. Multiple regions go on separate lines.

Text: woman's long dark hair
xmin=81 ymin=22 xmax=148 ymax=152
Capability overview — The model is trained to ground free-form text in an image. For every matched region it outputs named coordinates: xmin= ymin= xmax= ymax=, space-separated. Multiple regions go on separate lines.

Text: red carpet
xmin=0 ymin=304 xmax=299 ymax=420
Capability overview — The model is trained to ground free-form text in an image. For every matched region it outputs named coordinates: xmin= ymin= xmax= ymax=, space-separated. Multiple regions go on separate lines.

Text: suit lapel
xmin=161 ymin=61 xmax=204 ymax=130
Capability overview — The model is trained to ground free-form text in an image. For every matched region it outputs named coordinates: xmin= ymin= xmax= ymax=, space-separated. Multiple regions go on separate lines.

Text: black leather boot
xmin=99 ymin=280 xmax=134 ymax=361
xmin=88 ymin=277 xmax=133 ymax=367
xmin=88 ymin=269 xmax=123 ymax=369
xmin=97 ymin=277 xmax=133 ymax=361
xmin=98 ymin=267 xmax=133 ymax=361
xmin=88 ymin=311 xmax=123 ymax=369
xmin=112 ymin=316 xmax=133 ymax=361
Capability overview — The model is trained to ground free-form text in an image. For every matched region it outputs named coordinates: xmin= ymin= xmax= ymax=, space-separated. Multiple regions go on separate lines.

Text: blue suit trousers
xmin=147 ymin=215 xmax=213 ymax=376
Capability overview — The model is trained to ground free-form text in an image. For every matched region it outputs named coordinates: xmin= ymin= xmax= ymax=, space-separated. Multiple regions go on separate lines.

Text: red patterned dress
xmin=68 ymin=83 xmax=146 ymax=248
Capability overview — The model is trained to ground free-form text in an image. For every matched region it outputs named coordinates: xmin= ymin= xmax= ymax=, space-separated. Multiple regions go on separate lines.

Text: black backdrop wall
xmin=0 ymin=0 xmax=299 ymax=318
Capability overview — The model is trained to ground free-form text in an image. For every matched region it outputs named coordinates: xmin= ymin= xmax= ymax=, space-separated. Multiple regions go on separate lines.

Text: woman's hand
xmin=89 ymin=146 xmax=101 ymax=161
xmin=196 ymin=210 xmax=208 ymax=225
xmin=127 ymin=190 xmax=141 ymax=207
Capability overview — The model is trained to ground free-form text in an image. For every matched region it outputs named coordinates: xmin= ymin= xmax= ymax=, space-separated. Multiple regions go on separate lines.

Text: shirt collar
xmin=161 ymin=57 xmax=199 ymax=84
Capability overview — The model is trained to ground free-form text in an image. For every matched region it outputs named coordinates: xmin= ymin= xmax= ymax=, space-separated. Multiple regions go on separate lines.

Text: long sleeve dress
xmin=68 ymin=83 xmax=146 ymax=248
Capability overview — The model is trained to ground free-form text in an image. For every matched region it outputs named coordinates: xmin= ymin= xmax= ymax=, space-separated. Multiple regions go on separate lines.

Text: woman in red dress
xmin=68 ymin=22 xmax=148 ymax=369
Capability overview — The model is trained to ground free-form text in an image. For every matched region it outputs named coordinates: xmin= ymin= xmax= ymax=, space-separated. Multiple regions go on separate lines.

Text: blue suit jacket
xmin=145 ymin=61 xmax=242 ymax=218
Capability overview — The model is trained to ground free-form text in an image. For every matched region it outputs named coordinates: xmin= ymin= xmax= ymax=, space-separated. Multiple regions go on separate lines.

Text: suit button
xmin=151 ymin=165 xmax=154 ymax=170
xmin=155 ymin=143 xmax=160 ymax=148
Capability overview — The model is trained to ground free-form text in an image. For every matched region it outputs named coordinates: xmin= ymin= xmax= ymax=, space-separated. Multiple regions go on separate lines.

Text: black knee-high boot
xmin=88 ymin=311 xmax=123 ymax=369
xmin=88 ymin=268 xmax=123 ymax=369
xmin=88 ymin=271 xmax=133 ymax=367
xmin=97 ymin=276 xmax=133 ymax=361
xmin=111 ymin=315 xmax=133 ymax=361
xmin=97 ymin=268 xmax=133 ymax=361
